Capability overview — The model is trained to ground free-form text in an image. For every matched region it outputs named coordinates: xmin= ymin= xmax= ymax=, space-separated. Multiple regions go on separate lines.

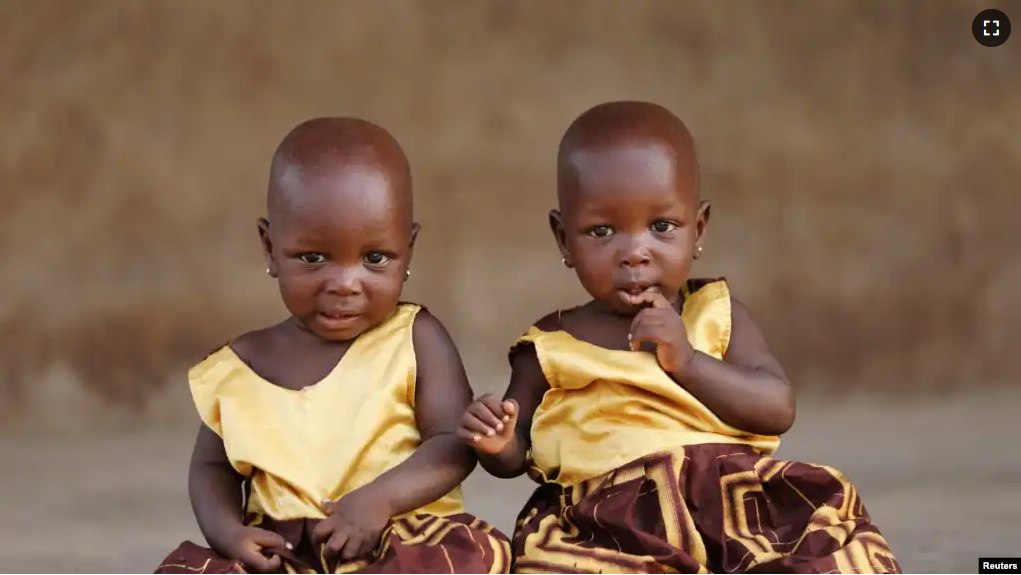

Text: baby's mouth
xmin=617 ymin=284 xmax=660 ymax=307
xmin=620 ymin=284 xmax=657 ymax=296
xmin=317 ymin=311 xmax=361 ymax=327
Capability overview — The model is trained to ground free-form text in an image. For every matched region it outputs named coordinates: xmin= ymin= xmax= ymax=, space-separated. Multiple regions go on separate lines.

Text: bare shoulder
xmin=728 ymin=297 xmax=758 ymax=331
xmin=507 ymin=311 xmax=561 ymax=384
xmin=411 ymin=308 xmax=468 ymax=382
xmin=508 ymin=310 xmax=561 ymax=361
xmin=725 ymin=296 xmax=788 ymax=381
xmin=533 ymin=310 xmax=563 ymax=333
xmin=411 ymin=308 xmax=458 ymax=352
xmin=227 ymin=322 xmax=285 ymax=364
xmin=194 ymin=327 xmax=276 ymax=365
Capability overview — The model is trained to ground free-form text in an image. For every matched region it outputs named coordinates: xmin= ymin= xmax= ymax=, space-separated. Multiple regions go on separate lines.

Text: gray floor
xmin=2 ymin=390 xmax=1019 ymax=573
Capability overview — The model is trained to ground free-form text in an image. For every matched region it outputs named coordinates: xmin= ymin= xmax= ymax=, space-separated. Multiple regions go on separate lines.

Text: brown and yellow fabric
xmin=157 ymin=513 xmax=511 ymax=574
xmin=156 ymin=304 xmax=510 ymax=573
xmin=513 ymin=445 xmax=899 ymax=574
xmin=510 ymin=279 xmax=900 ymax=573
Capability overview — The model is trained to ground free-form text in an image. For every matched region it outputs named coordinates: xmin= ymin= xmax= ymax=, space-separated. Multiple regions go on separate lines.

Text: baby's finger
xmin=456 ymin=427 xmax=480 ymax=445
xmin=657 ymin=347 xmax=680 ymax=373
xmin=628 ymin=314 xmax=646 ymax=351
xmin=320 ymin=499 xmax=340 ymax=518
xmin=340 ymin=533 xmax=370 ymax=561
xmin=263 ymin=554 xmax=282 ymax=573
xmin=324 ymin=529 xmax=351 ymax=560
xmin=239 ymin=548 xmax=277 ymax=573
xmin=249 ymin=527 xmax=290 ymax=550
xmin=460 ymin=413 xmax=495 ymax=439
xmin=633 ymin=290 xmax=671 ymax=309
xmin=501 ymin=399 xmax=518 ymax=421
xmin=628 ymin=322 xmax=662 ymax=352
xmin=468 ymin=402 xmax=505 ymax=432
xmin=311 ymin=518 xmax=335 ymax=545
xmin=479 ymin=394 xmax=508 ymax=420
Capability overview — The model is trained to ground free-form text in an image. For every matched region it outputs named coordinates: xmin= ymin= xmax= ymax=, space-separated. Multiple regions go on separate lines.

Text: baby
xmin=459 ymin=101 xmax=900 ymax=574
xmin=157 ymin=118 xmax=509 ymax=574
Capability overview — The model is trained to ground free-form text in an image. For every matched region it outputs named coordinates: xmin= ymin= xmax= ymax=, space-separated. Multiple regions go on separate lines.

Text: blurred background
xmin=1 ymin=1 xmax=1018 ymax=572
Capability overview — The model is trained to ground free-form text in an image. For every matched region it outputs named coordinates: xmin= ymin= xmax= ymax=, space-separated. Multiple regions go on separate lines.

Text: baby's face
xmin=557 ymin=142 xmax=704 ymax=315
xmin=266 ymin=163 xmax=413 ymax=341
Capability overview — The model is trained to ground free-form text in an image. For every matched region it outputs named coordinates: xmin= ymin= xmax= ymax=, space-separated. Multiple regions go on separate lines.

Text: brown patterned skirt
xmin=513 ymin=444 xmax=900 ymax=574
xmin=156 ymin=512 xmax=511 ymax=574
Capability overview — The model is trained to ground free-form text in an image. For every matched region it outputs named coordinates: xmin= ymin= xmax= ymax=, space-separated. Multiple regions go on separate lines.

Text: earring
xmin=694 ymin=245 xmax=703 ymax=259
xmin=405 ymin=269 xmax=411 ymax=280
xmin=266 ymin=267 xmax=271 ymax=275
xmin=561 ymin=257 xmax=572 ymax=268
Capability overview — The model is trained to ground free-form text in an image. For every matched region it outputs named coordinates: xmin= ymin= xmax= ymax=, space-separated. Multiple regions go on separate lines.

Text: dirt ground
xmin=1 ymin=390 xmax=1018 ymax=574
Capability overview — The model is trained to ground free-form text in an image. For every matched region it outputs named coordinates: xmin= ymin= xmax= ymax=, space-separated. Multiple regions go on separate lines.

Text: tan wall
xmin=1 ymin=1 xmax=1018 ymax=430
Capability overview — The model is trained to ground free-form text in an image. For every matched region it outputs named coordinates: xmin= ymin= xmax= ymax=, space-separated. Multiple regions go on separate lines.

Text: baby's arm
xmin=671 ymin=298 xmax=796 ymax=435
xmin=190 ymin=426 xmax=289 ymax=570
xmin=470 ymin=346 xmax=546 ymax=478
xmin=188 ymin=425 xmax=248 ymax=552
xmin=464 ymin=314 xmax=556 ymax=479
xmin=355 ymin=310 xmax=476 ymax=515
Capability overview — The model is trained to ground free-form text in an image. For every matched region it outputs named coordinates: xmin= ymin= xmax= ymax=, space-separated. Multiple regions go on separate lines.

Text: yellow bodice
xmin=521 ymin=280 xmax=780 ymax=486
xmin=189 ymin=304 xmax=465 ymax=520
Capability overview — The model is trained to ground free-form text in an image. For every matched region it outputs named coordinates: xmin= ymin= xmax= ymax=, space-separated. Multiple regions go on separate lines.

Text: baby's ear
xmin=548 ymin=209 xmax=569 ymax=256
xmin=257 ymin=218 xmax=275 ymax=275
xmin=695 ymin=200 xmax=711 ymax=242
xmin=409 ymin=222 xmax=421 ymax=249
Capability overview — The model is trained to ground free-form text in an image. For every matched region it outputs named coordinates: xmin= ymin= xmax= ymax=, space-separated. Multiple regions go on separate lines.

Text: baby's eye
xmin=363 ymin=252 xmax=391 ymax=266
xmin=588 ymin=225 xmax=614 ymax=238
xmin=651 ymin=220 xmax=677 ymax=233
xmin=298 ymin=253 xmax=327 ymax=265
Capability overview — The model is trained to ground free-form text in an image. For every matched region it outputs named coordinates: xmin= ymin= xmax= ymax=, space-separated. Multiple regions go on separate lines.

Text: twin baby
xmin=155 ymin=101 xmax=900 ymax=575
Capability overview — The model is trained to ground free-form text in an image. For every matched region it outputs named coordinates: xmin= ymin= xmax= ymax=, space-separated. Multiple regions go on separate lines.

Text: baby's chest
xmin=243 ymin=353 xmax=348 ymax=392
xmin=220 ymin=380 xmax=414 ymax=444
xmin=561 ymin=326 xmax=632 ymax=353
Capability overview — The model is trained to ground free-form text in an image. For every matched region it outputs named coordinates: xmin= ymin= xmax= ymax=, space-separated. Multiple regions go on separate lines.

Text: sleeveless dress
xmin=156 ymin=304 xmax=510 ymax=574
xmin=510 ymin=280 xmax=900 ymax=574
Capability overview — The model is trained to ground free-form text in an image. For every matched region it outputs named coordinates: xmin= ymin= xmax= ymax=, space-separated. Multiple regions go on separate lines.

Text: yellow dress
xmin=511 ymin=279 xmax=900 ymax=574
xmin=157 ymin=304 xmax=510 ymax=574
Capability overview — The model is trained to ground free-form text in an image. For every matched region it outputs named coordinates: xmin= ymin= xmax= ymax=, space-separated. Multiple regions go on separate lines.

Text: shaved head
xmin=257 ymin=117 xmax=420 ymax=341
xmin=557 ymin=101 xmax=700 ymax=209
xmin=548 ymin=101 xmax=711 ymax=314
xmin=267 ymin=117 xmax=413 ymax=228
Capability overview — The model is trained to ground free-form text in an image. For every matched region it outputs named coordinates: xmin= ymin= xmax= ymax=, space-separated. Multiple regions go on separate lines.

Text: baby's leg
xmin=154 ymin=541 xmax=244 ymax=574
xmin=511 ymin=445 xmax=902 ymax=574
xmin=512 ymin=458 xmax=709 ymax=574
xmin=679 ymin=444 xmax=902 ymax=574
xmin=330 ymin=513 xmax=510 ymax=574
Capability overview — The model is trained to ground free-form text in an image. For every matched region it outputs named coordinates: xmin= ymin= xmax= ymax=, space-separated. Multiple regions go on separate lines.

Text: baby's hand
xmin=457 ymin=394 xmax=518 ymax=455
xmin=218 ymin=524 xmax=291 ymax=573
xmin=312 ymin=488 xmax=392 ymax=564
xmin=626 ymin=290 xmax=696 ymax=375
